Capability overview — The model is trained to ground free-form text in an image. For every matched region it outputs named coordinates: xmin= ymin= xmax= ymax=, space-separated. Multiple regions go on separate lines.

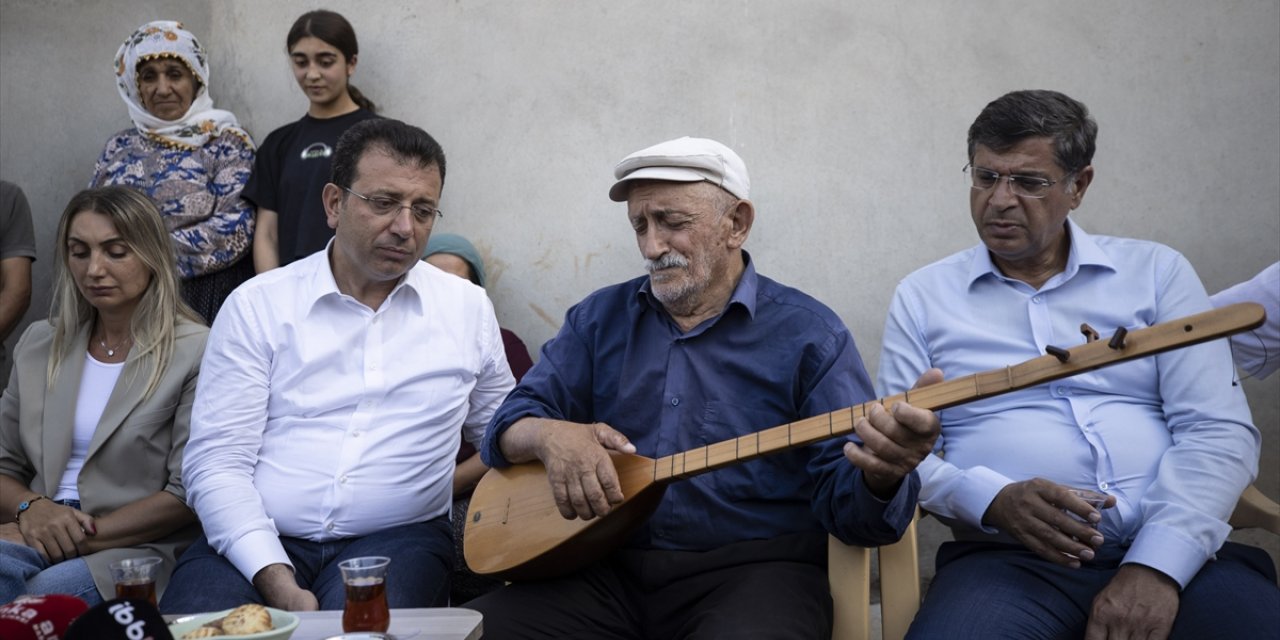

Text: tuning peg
xmin=1080 ymin=323 xmax=1099 ymax=342
xmin=1108 ymin=327 xmax=1128 ymax=350
xmin=1045 ymin=345 xmax=1071 ymax=363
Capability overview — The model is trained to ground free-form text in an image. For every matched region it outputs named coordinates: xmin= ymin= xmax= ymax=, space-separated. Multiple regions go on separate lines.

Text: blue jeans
xmin=159 ymin=517 xmax=452 ymax=614
xmin=0 ymin=540 xmax=104 ymax=605
xmin=0 ymin=498 xmax=105 ymax=605
xmin=907 ymin=541 xmax=1280 ymax=640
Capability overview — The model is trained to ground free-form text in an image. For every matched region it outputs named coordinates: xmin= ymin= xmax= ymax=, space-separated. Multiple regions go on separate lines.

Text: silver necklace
xmin=98 ymin=333 xmax=130 ymax=357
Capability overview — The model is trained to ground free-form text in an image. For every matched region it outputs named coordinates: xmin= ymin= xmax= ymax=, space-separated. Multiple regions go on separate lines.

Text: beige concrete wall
xmin=3 ymin=0 xmax=1277 ymax=580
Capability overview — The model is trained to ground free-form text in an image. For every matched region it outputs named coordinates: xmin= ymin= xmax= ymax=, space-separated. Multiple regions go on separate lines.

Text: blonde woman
xmin=0 ymin=186 xmax=208 ymax=605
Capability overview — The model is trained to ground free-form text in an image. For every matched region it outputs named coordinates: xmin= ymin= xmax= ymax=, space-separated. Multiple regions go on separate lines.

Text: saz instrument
xmin=465 ymin=303 xmax=1265 ymax=581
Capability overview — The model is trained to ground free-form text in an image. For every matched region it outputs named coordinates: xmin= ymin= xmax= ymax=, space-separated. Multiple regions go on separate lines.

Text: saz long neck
xmin=650 ymin=303 xmax=1264 ymax=484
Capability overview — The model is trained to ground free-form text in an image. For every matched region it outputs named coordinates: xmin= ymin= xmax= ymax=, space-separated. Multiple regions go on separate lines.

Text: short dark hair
xmin=967 ymin=90 xmax=1097 ymax=173
xmin=330 ymin=118 xmax=447 ymax=189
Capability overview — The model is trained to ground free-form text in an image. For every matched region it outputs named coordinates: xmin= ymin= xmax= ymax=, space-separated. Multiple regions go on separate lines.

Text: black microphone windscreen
xmin=65 ymin=597 xmax=174 ymax=640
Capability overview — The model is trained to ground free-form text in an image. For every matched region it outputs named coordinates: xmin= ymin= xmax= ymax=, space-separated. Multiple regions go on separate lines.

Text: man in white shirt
xmin=161 ymin=119 xmax=516 ymax=613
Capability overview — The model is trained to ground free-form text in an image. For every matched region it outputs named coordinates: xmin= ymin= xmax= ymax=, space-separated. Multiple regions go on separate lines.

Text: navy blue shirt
xmin=483 ymin=254 xmax=918 ymax=551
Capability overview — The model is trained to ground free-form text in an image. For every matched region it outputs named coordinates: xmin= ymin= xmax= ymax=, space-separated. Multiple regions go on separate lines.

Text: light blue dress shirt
xmin=878 ymin=219 xmax=1259 ymax=588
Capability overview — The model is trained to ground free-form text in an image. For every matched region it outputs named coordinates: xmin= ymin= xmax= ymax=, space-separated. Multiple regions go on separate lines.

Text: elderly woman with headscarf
xmin=90 ymin=20 xmax=255 ymax=323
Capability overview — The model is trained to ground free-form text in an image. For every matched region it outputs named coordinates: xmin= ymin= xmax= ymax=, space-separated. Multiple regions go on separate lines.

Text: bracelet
xmin=15 ymin=495 xmax=48 ymax=522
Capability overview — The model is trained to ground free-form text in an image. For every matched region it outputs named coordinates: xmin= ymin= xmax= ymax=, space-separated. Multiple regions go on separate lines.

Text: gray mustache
xmin=644 ymin=252 xmax=690 ymax=273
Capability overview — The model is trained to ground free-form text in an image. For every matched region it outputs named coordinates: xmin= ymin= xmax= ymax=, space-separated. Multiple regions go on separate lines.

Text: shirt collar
xmin=966 ymin=218 xmax=1115 ymax=290
xmin=728 ymin=252 xmax=759 ymax=319
xmin=637 ymin=250 xmax=758 ymax=321
xmin=305 ymin=239 xmax=422 ymax=314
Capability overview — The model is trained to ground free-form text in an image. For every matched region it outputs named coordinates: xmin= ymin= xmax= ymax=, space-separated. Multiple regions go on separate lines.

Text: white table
xmin=287 ymin=608 xmax=483 ymax=639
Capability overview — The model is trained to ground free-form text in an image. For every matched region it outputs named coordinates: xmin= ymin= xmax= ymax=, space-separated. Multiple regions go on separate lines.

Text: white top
xmin=1211 ymin=261 xmax=1280 ymax=380
xmin=54 ymin=354 xmax=125 ymax=501
xmin=183 ymin=247 xmax=516 ymax=581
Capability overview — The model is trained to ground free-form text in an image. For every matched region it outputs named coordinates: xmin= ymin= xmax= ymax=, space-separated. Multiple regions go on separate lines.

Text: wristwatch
xmin=15 ymin=495 xmax=47 ymax=522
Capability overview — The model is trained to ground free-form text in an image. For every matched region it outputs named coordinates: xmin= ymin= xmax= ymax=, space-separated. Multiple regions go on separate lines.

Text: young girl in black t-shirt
xmin=245 ymin=10 xmax=381 ymax=271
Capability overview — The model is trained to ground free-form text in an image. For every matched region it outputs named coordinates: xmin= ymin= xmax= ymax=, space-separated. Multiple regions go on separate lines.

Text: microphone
xmin=65 ymin=598 xmax=174 ymax=640
xmin=0 ymin=593 xmax=91 ymax=640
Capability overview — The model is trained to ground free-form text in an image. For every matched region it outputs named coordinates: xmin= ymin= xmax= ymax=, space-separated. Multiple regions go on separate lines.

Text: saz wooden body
xmin=465 ymin=303 xmax=1265 ymax=581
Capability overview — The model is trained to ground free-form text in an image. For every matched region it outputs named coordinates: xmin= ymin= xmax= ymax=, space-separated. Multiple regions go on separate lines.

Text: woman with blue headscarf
xmin=424 ymin=233 xmax=534 ymax=604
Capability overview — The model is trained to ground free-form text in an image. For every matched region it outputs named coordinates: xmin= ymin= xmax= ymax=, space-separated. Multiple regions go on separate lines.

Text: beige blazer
xmin=0 ymin=318 xmax=208 ymax=599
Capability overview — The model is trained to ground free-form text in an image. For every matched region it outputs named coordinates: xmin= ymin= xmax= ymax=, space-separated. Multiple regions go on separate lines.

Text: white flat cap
xmin=608 ymin=136 xmax=750 ymax=202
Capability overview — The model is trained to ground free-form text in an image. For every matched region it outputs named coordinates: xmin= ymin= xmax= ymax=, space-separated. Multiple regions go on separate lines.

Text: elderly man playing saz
xmin=469 ymin=136 xmax=940 ymax=639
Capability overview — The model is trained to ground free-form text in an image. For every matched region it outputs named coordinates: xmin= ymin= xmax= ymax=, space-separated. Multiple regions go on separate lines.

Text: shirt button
xmin=352 ymin=431 xmax=361 ymax=438
xmin=326 ymin=523 xmax=335 ymax=531
xmin=671 ymin=397 xmax=680 ymax=406
xmin=1032 ymin=296 xmax=1043 ymax=304
xmin=1100 ymin=482 xmax=1110 ymax=490
xmin=340 ymin=475 xmax=349 ymax=484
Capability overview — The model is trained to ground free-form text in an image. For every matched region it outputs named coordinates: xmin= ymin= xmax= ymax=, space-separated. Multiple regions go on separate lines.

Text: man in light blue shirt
xmin=880 ymin=90 xmax=1279 ymax=639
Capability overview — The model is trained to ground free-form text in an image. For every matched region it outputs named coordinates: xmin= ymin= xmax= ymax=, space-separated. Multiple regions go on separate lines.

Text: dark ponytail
xmin=287 ymin=9 xmax=377 ymax=113
xmin=346 ymin=84 xmax=377 ymax=113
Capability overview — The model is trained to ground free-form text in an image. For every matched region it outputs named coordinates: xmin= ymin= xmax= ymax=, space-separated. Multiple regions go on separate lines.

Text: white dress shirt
xmin=878 ymin=220 xmax=1258 ymax=588
xmin=183 ymin=247 xmax=516 ymax=581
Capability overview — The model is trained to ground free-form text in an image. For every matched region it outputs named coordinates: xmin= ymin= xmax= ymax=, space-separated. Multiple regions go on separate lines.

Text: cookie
xmin=219 ymin=603 xmax=273 ymax=635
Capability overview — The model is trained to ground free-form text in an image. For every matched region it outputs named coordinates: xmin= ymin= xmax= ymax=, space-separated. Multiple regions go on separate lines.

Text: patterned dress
xmin=91 ymin=128 xmax=255 ymax=322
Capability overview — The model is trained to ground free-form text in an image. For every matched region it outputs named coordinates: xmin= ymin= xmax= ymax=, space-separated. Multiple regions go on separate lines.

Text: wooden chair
xmin=1231 ymin=484 xmax=1280 ymax=533
xmin=829 ymin=486 xmax=1280 ymax=640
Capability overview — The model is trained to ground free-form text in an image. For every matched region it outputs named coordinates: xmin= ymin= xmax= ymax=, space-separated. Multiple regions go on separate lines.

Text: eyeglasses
xmin=964 ymin=164 xmax=1066 ymax=199
xmin=343 ymin=186 xmax=443 ymax=222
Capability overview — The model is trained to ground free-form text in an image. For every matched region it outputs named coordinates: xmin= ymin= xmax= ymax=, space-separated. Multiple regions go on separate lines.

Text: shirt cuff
xmin=225 ymin=529 xmax=293 ymax=584
xmin=1121 ymin=523 xmax=1215 ymax=589
xmin=834 ymin=467 xmax=919 ymax=544
xmin=945 ymin=465 xmax=1011 ymax=533
xmin=859 ymin=468 xmax=915 ymax=508
xmin=881 ymin=471 xmax=920 ymax=532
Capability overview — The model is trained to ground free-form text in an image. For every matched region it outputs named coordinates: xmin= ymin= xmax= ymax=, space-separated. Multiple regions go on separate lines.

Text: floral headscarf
xmin=113 ymin=20 xmax=252 ymax=150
